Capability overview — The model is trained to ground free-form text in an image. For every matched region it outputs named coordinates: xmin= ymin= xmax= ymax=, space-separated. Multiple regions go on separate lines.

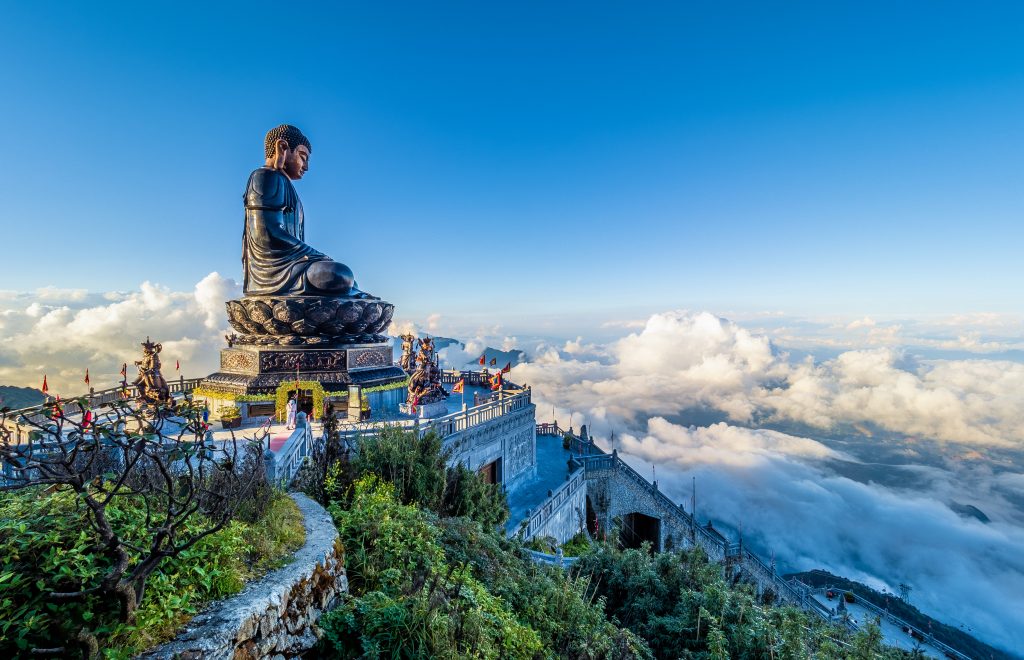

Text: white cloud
xmin=846 ymin=316 xmax=876 ymax=330
xmin=513 ymin=310 xmax=1024 ymax=449
xmin=33 ymin=285 xmax=89 ymax=302
xmin=0 ymin=273 xmax=239 ymax=393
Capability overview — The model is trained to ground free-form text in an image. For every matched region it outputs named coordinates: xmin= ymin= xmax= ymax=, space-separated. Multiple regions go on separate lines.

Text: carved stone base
xmin=226 ymin=296 xmax=394 ymax=346
xmin=200 ymin=341 xmax=405 ymax=396
xmin=400 ymin=400 xmax=449 ymax=419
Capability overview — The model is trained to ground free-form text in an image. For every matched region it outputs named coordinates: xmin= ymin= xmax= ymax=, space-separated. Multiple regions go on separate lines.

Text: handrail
xmin=421 ymin=388 xmax=532 ymax=441
xmin=272 ymin=418 xmax=312 ymax=486
xmin=525 ymin=548 xmax=579 ymax=567
xmin=329 ymin=388 xmax=533 ymax=450
xmin=520 ymin=466 xmax=586 ymax=540
xmin=4 ymin=377 xmax=205 ymax=423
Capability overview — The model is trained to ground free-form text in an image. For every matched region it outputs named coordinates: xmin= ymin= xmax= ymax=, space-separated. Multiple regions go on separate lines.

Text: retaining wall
xmin=141 ymin=493 xmax=347 ymax=659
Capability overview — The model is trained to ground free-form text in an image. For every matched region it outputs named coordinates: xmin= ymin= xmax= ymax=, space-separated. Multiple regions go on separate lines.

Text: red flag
xmin=175 ymin=360 xmax=180 ymax=372
xmin=120 ymin=363 xmax=127 ymax=379
xmin=42 ymin=374 xmax=48 ymax=395
xmin=84 ymin=369 xmax=90 ymax=386
xmin=490 ymin=371 xmax=502 ymax=391
xmin=502 ymin=362 xmax=511 ymax=374
xmin=451 ymin=379 xmax=464 ymax=394
xmin=478 ymin=355 xmax=485 ymax=366
xmin=83 ymin=410 xmax=93 ymax=426
xmin=489 ymin=357 xmax=497 ymax=367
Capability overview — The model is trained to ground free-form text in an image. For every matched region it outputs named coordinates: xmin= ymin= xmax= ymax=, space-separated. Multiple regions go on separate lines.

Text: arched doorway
xmin=286 ymin=388 xmax=314 ymax=417
xmin=621 ymin=512 xmax=661 ymax=552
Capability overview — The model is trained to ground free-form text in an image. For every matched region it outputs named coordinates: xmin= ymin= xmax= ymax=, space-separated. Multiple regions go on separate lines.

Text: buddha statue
xmin=225 ymin=125 xmax=394 ymax=345
xmin=242 ymin=124 xmax=375 ymax=299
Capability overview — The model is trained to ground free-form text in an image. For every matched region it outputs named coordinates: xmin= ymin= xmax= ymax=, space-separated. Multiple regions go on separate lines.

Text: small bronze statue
xmin=242 ymin=124 xmax=376 ymax=299
xmin=133 ymin=337 xmax=171 ymax=406
xmin=407 ymin=337 xmax=447 ymax=408
xmin=399 ymin=332 xmax=417 ymax=372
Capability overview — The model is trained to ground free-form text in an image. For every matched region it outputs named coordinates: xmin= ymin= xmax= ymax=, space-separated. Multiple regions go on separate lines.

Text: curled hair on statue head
xmin=264 ymin=124 xmax=312 ymax=159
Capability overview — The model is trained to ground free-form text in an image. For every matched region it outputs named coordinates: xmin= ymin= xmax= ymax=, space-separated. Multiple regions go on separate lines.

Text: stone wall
xmin=443 ymin=404 xmax=537 ymax=486
xmin=141 ymin=493 xmax=347 ymax=659
xmin=585 ymin=456 xmax=726 ymax=561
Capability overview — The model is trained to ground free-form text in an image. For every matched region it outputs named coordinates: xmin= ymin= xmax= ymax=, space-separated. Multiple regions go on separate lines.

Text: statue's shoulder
xmin=245 ymin=167 xmax=289 ymax=210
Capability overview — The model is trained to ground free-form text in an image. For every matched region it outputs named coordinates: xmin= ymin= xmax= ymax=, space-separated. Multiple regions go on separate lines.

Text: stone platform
xmin=399 ymin=400 xmax=449 ymax=419
xmin=200 ymin=341 xmax=406 ymax=395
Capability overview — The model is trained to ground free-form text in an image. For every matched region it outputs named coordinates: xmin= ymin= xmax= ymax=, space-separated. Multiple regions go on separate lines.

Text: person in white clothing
xmin=286 ymin=394 xmax=298 ymax=430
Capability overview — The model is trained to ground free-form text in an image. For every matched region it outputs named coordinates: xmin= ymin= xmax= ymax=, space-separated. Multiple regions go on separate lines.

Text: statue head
xmin=264 ymin=124 xmax=312 ymax=181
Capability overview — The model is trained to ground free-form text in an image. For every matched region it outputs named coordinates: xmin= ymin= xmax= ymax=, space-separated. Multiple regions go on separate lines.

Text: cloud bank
xmin=0 ymin=273 xmax=238 ymax=394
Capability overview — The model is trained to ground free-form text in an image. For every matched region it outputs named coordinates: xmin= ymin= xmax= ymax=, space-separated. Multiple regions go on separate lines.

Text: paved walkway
xmin=810 ymin=593 xmax=944 ymax=657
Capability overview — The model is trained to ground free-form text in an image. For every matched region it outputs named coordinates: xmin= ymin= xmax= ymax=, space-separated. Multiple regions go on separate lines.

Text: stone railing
xmin=536 ymin=422 xmax=596 ymax=455
xmin=423 ymin=388 xmax=531 ymax=440
xmin=141 ymin=493 xmax=347 ymax=658
xmin=269 ymin=413 xmax=314 ymax=487
xmin=524 ymin=548 xmax=579 ymax=567
xmin=2 ymin=378 xmax=205 ymax=444
xmin=277 ymin=388 xmax=534 ymax=487
xmin=520 ymin=466 xmax=586 ymax=540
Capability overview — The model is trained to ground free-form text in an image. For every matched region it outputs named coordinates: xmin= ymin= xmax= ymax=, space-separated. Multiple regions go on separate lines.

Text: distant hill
xmin=432 ymin=336 xmax=463 ymax=351
xmin=948 ymin=501 xmax=990 ymax=523
xmin=786 ymin=569 xmax=1015 ymax=660
xmin=0 ymin=386 xmax=45 ymax=410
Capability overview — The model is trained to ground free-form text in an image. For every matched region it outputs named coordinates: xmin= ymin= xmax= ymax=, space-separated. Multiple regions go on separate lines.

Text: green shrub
xmin=219 ymin=405 xmax=241 ymax=420
xmin=320 ymin=476 xmax=542 ymax=658
xmin=572 ymin=542 xmax=865 ymax=659
xmin=332 ymin=425 xmax=509 ymax=528
xmin=0 ymin=488 xmax=303 ymax=656
xmin=561 ymin=531 xmax=592 ymax=557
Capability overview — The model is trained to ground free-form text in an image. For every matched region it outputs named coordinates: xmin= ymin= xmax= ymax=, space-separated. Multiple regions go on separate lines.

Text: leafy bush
xmin=439 ymin=517 xmax=650 ymax=658
xmin=0 ymin=488 xmax=303 ymax=656
xmin=572 ymin=542 xmax=892 ymax=659
xmin=320 ymin=476 xmax=543 ymax=658
xmin=218 ymin=405 xmax=241 ymax=420
xmin=320 ymin=425 xmax=509 ymax=528
xmin=561 ymin=531 xmax=592 ymax=557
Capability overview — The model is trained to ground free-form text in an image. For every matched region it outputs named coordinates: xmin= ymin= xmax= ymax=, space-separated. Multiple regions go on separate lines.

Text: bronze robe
xmin=242 ymin=167 xmax=328 ymax=295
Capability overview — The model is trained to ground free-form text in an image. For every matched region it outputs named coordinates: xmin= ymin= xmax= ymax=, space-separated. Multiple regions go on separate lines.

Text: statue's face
xmin=282 ymin=144 xmax=310 ymax=181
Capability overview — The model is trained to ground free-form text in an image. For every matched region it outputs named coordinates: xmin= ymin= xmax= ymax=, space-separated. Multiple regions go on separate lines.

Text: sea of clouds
xmin=2 ymin=274 xmax=1022 ymax=652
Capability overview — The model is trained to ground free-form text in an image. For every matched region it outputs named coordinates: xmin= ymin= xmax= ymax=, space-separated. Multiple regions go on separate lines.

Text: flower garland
xmin=274 ymin=381 xmax=327 ymax=421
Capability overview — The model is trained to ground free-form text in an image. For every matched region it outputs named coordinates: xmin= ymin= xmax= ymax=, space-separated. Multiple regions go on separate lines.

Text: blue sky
xmin=1 ymin=2 xmax=1023 ymax=319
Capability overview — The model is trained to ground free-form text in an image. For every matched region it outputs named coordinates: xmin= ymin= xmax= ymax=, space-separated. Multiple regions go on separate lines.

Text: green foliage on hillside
xmin=313 ymin=426 xmax=913 ymax=659
xmin=574 ymin=542 xmax=905 ymax=659
xmin=0 ymin=489 xmax=303 ymax=657
xmin=313 ymin=425 xmax=509 ymax=528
